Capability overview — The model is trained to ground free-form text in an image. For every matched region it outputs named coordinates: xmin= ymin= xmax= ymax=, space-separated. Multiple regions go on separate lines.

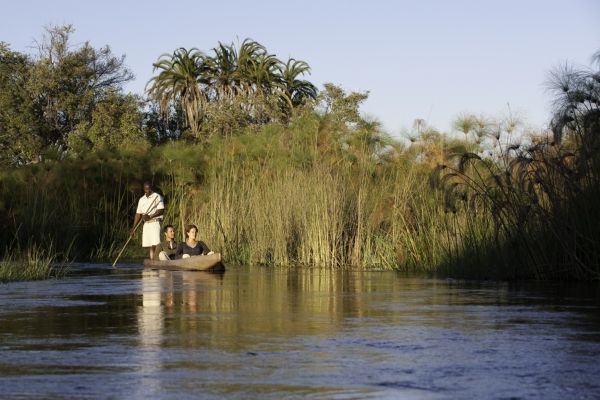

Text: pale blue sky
xmin=1 ymin=0 xmax=599 ymax=134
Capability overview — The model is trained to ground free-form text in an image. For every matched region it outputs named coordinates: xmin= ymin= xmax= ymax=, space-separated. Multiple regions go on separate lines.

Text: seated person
xmin=153 ymin=224 xmax=178 ymax=260
xmin=175 ymin=224 xmax=213 ymax=259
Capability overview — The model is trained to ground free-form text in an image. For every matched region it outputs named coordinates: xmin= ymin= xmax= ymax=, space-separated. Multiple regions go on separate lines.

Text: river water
xmin=0 ymin=265 xmax=599 ymax=399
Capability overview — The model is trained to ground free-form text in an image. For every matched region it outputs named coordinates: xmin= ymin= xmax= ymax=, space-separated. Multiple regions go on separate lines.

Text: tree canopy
xmin=146 ymin=39 xmax=318 ymax=138
xmin=0 ymin=25 xmax=137 ymax=164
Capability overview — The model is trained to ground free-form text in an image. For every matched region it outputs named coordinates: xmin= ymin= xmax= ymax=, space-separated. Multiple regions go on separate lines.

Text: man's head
xmin=143 ymin=181 xmax=153 ymax=196
xmin=163 ymin=224 xmax=175 ymax=240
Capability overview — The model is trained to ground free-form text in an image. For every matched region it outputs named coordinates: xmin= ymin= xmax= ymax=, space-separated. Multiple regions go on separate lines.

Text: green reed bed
xmin=157 ymin=121 xmax=453 ymax=270
xmin=0 ymin=97 xmax=598 ymax=280
xmin=0 ymin=243 xmax=69 ymax=283
xmin=431 ymin=124 xmax=600 ymax=280
xmin=1 ymin=26 xmax=597 ymax=280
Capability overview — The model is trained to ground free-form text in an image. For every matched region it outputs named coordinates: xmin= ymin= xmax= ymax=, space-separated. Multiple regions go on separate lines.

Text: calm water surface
xmin=1 ymin=265 xmax=599 ymax=399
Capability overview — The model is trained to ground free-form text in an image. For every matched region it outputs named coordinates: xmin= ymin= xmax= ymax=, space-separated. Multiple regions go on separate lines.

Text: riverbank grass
xmin=0 ymin=244 xmax=70 ymax=283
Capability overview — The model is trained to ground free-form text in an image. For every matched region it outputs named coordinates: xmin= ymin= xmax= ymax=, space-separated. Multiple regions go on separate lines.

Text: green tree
xmin=279 ymin=58 xmax=318 ymax=110
xmin=28 ymin=25 xmax=133 ymax=148
xmin=143 ymin=100 xmax=186 ymax=144
xmin=146 ymin=47 xmax=207 ymax=138
xmin=68 ymin=92 xmax=147 ymax=154
xmin=318 ymin=83 xmax=369 ymax=126
xmin=0 ymin=43 xmax=44 ymax=165
xmin=147 ymin=39 xmax=317 ymax=138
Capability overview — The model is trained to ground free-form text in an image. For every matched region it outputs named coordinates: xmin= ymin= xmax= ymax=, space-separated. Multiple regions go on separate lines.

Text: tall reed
xmin=155 ymin=119 xmax=451 ymax=270
xmin=2 ymin=100 xmax=597 ymax=280
xmin=0 ymin=242 xmax=70 ymax=282
xmin=432 ymin=120 xmax=600 ymax=279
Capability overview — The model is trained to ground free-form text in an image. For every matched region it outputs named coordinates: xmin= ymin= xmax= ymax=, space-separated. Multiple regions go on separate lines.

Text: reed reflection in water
xmin=0 ymin=265 xmax=599 ymax=399
xmin=132 ymin=267 xmax=600 ymax=399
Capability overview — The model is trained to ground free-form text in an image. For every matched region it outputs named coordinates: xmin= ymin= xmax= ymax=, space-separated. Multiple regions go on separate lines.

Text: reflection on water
xmin=0 ymin=265 xmax=599 ymax=399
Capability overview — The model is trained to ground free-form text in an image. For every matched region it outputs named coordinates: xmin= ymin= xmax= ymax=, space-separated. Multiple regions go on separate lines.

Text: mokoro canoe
xmin=143 ymin=253 xmax=223 ymax=271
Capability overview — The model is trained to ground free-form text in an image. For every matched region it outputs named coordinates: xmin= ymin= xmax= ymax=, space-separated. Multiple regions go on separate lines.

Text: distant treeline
xmin=0 ymin=25 xmax=598 ymax=280
xmin=0 ymin=25 xmax=319 ymax=164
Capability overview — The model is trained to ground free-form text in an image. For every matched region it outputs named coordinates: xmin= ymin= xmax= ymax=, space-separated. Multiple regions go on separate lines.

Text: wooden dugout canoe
xmin=143 ymin=253 xmax=223 ymax=271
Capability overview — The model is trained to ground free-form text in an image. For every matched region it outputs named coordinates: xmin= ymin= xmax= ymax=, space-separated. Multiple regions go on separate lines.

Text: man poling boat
xmin=112 ymin=181 xmax=164 ymax=268
xmin=131 ymin=181 xmax=165 ymax=260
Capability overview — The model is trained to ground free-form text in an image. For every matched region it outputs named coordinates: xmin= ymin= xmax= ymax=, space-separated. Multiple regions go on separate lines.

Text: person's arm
xmin=153 ymin=243 xmax=164 ymax=260
xmin=144 ymin=208 xmax=164 ymax=221
xmin=130 ymin=213 xmax=142 ymax=236
xmin=131 ymin=198 xmax=144 ymax=235
xmin=199 ymin=241 xmax=211 ymax=255
xmin=174 ymin=243 xmax=183 ymax=259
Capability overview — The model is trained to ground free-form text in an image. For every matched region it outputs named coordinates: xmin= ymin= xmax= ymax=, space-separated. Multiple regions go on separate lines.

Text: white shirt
xmin=136 ymin=192 xmax=165 ymax=221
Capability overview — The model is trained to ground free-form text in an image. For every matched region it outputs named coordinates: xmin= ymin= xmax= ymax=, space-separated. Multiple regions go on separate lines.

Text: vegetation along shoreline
xmin=1 ymin=26 xmax=598 ymax=281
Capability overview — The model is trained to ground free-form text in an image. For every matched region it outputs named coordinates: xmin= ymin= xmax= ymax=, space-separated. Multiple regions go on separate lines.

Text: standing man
xmin=131 ymin=181 xmax=164 ymax=260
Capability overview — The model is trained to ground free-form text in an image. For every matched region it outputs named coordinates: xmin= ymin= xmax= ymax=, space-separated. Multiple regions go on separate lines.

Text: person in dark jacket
xmin=175 ymin=224 xmax=213 ymax=259
xmin=154 ymin=224 xmax=178 ymax=260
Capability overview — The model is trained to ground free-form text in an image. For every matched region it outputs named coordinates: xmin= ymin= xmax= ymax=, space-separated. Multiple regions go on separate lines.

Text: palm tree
xmin=204 ymin=39 xmax=281 ymax=100
xmin=147 ymin=39 xmax=318 ymax=135
xmin=203 ymin=42 xmax=239 ymax=100
xmin=279 ymin=58 xmax=318 ymax=112
xmin=233 ymin=39 xmax=268 ymax=95
xmin=245 ymin=52 xmax=282 ymax=95
xmin=146 ymin=47 xmax=207 ymax=137
xmin=204 ymin=39 xmax=283 ymax=124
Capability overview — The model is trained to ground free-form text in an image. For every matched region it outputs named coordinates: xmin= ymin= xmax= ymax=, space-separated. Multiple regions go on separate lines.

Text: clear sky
xmin=1 ymin=0 xmax=599 ymax=135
